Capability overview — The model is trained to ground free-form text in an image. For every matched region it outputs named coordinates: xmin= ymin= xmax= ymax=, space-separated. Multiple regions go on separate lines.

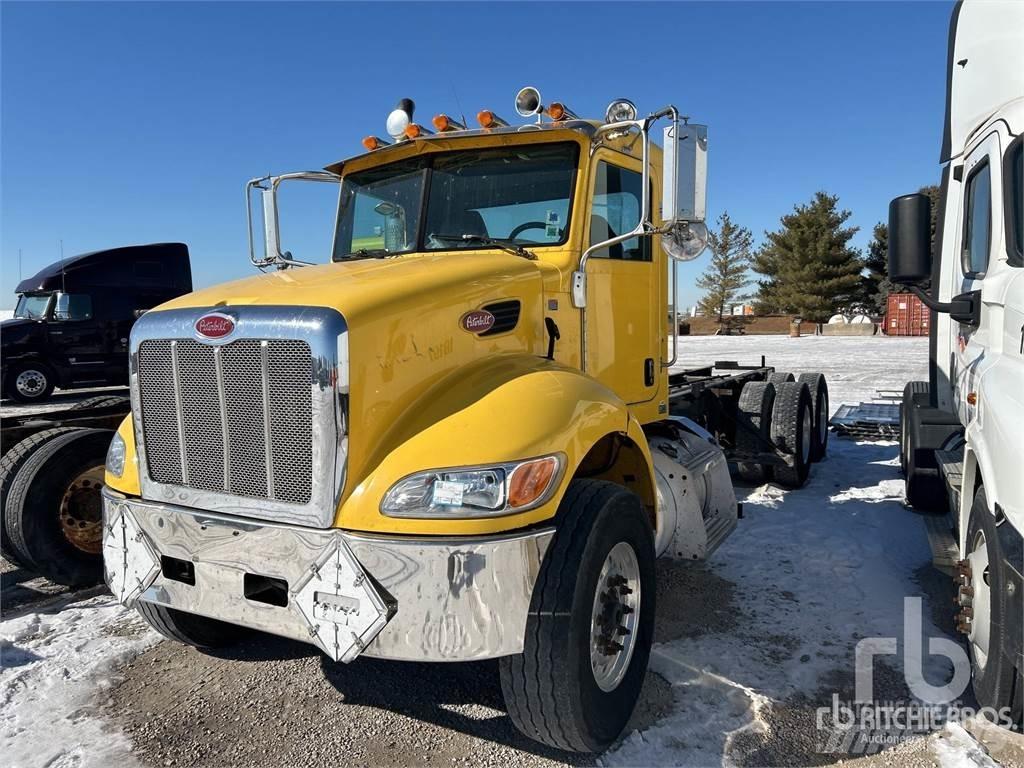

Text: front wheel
xmin=964 ymin=487 xmax=1023 ymax=728
xmin=5 ymin=362 xmax=56 ymax=403
xmin=499 ymin=479 xmax=656 ymax=753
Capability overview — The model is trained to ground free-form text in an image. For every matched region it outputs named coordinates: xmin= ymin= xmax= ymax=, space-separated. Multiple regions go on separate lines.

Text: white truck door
xmin=951 ymin=130 xmax=1004 ymax=426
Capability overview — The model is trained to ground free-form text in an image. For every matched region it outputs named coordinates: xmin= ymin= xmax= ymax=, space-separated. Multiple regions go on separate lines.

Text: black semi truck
xmin=2 ymin=243 xmax=192 ymax=402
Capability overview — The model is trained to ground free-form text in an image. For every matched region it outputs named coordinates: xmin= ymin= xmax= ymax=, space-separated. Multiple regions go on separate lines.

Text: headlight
xmin=381 ymin=454 xmax=563 ymax=519
xmin=106 ymin=433 xmax=126 ymax=478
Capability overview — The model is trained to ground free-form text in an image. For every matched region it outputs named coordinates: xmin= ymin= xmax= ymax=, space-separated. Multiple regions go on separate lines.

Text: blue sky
xmin=1 ymin=1 xmax=952 ymax=310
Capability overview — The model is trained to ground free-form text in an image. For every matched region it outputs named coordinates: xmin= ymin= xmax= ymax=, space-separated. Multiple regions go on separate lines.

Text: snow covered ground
xmin=1 ymin=334 xmax=1018 ymax=767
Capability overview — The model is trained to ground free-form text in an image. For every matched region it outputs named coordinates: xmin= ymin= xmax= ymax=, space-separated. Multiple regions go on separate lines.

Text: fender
xmin=105 ymin=414 xmax=141 ymax=494
xmin=337 ymin=354 xmax=654 ymax=535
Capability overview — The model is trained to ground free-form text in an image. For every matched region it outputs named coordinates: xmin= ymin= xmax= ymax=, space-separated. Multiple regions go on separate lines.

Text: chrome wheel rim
xmin=590 ymin=541 xmax=641 ymax=692
xmin=801 ymin=407 xmax=812 ymax=464
xmin=15 ymin=369 xmax=47 ymax=398
xmin=59 ymin=465 xmax=105 ymax=555
xmin=967 ymin=531 xmax=991 ymax=669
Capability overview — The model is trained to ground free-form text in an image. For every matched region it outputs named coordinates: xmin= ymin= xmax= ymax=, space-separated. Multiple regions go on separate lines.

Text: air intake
xmin=479 ymin=300 xmax=520 ymax=336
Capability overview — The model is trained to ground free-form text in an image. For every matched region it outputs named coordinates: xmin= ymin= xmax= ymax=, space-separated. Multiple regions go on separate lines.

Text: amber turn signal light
xmin=508 ymin=456 xmax=559 ymax=509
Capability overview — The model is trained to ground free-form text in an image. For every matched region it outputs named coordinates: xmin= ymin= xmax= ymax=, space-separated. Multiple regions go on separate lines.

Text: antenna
xmin=450 ymin=83 xmax=467 ymax=133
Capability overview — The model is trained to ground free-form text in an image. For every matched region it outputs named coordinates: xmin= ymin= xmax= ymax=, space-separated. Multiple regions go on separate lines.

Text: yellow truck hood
xmin=157 ymin=251 xmax=545 ymax=326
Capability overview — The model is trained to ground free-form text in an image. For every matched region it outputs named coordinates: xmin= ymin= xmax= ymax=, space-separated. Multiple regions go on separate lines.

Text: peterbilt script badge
xmin=460 ymin=309 xmax=495 ymax=335
xmin=194 ymin=312 xmax=236 ymax=340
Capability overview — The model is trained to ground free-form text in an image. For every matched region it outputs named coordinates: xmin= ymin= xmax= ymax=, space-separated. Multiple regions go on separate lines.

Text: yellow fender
xmin=341 ymin=354 xmax=653 ymax=534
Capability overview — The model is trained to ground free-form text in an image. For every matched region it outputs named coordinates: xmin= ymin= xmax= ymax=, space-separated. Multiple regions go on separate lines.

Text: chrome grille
xmin=137 ymin=338 xmax=313 ymax=505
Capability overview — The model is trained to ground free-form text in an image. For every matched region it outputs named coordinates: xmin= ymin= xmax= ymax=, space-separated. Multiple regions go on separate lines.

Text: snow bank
xmin=0 ymin=594 xmax=159 ymax=768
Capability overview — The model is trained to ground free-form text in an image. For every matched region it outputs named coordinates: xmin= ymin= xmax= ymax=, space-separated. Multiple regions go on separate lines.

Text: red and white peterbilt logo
xmin=194 ymin=313 xmax=235 ymax=340
xmin=460 ymin=309 xmax=495 ymax=334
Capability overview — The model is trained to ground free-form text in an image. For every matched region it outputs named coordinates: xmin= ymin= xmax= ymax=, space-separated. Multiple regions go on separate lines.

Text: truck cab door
xmin=951 ymin=130 xmax=1003 ymax=424
xmin=51 ymin=292 xmax=108 ymax=387
xmin=583 ymin=152 xmax=660 ymax=405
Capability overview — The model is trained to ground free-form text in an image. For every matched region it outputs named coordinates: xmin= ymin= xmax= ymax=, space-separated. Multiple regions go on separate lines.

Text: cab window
xmin=1008 ymin=138 xmax=1022 ymax=266
xmin=589 ymin=162 xmax=650 ymax=261
xmin=962 ymin=160 xmax=991 ymax=277
xmin=54 ymin=292 xmax=93 ymax=321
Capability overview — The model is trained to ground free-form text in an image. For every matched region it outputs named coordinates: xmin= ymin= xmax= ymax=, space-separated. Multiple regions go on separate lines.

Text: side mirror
xmin=246 ymin=171 xmax=339 ymax=269
xmin=662 ymin=123 xmax=708 ymax=261
xmin=888 ymin=193 xmax=931 ymax=285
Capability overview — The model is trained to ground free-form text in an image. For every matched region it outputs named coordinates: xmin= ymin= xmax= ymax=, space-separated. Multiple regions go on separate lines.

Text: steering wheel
xmin=508 ymin=221 xmax=548 ymax=241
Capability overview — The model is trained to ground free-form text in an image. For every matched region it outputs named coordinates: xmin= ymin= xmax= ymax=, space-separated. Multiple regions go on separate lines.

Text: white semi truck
xmin=891 ymin=0 xmax=1022 ymax=728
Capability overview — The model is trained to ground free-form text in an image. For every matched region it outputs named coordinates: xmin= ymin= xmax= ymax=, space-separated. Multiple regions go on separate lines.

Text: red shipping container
xmin=885 ymin=292 xmax=930 ymax=336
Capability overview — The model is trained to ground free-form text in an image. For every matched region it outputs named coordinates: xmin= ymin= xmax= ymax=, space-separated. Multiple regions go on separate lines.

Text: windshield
xmin=333 ymin=143 xmax=578 ymax=260
xmin=14 ymin=294 xmax=53 ymax=320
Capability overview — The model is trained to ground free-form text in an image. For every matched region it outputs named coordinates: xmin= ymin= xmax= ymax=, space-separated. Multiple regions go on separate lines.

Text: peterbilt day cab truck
xmin=2 ymin=243 xmax=192 ymax=402
xmin=102 ymin=91 xmax=829 ymax=751
xmin=890 ymin=0 xmax=1023 ymax=728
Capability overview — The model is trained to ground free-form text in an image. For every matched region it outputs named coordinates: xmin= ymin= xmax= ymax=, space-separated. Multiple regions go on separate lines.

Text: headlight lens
xmin=106 ymin=433 xmax=126 ymax=478
xmin=381 ymin=455 xmax=563 ymax=518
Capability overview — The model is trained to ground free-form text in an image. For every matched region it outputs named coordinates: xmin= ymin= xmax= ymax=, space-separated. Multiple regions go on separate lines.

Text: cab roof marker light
xmin=432 ymin=114 xmax=465 ymax=132
xmin=361 ymin=136 xmax=391 ymax=151
xmin=386 ymin=97 xmax=415 ymax=140
xmin=545 ymin=102 xmax=578 ymax=122
xmin=476 ymin=110 xmax=508 ymax=129
xmin=404 ymin=123 xmax=433 ymax=139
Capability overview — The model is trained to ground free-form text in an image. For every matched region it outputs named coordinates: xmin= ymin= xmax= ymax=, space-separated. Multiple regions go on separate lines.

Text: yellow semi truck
xmin=102 ymin=90 xmax=829 ymax=751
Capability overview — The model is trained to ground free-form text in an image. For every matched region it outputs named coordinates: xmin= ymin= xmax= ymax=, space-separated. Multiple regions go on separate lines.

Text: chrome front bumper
xmin=102 ymin=488 xmax=554 ymax=663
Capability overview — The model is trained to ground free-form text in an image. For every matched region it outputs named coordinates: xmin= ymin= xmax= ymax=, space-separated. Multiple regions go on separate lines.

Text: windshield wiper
xmin=336 ymin=248 xmax=392 ymax=261
xmin=432 ymin=233 xmax=537 ymax=260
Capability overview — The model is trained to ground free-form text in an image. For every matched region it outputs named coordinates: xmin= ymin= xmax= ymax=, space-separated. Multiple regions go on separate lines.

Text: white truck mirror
xmin=246 ymin=172 xmax=339 ymax=269
xmin=662 ymin=123 xmax=707 ymax=225
xmin=661 ymin=123 xmax=708 ymax=261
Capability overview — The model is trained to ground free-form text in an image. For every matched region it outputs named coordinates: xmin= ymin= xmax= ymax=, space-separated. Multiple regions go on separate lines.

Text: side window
xmin=590 ymin=162 xmax=650 ymax=261
xmin=54 ymin=292 xmax=93 ymax=321
xmin=962 ymin=160 xmax=991 ymax=277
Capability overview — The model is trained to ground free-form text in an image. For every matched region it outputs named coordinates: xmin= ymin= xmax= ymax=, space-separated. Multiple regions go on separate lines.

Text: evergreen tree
xmin=859 ymin=184 xmax=940 ymax=314
xmin=696 ymin=212 xmax=754 ymax=329
xmin=752 ymin=191 xmax=863 ymax=322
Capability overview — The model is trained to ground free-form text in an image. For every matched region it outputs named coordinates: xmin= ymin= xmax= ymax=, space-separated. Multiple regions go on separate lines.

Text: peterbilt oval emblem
xmin=460 ymin=309 xmax=495 ymax=334
xmin=194 ymin=313 xmax=235 ymax=340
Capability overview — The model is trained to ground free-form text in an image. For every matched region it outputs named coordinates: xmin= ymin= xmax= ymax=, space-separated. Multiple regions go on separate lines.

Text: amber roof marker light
xmin=432 ymin=114 xmax=466 ymax=132
xmin=476 ymin=109 xmax=509 ymax=129
xmin=404 ymin=123 xmax=433 ymax=139
xmin=362 ymin=136 xmax=391 ymax=151
xmin=545 ymin=102 xmax=578 ymax=122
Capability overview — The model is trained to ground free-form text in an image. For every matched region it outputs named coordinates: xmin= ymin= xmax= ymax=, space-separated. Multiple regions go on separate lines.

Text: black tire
xmin=4 ymin=428 xmax=112 ymax=585
xmin=766 ymin=371 xmax=794 ymax=387
xmin=736 ymin=381 xmax=775 ymax=483
xmin=900 ymin=381 xmax=930 ymax=477
xmin=136 ymin=601 xmax=246 ymax=649
xmin=499 ymin=480 xmax=656 ymax=753
xmin=771 ymin=382 xmax=813 ymax=489
xmin=70 ymin=394 xmax=130 ymax=411
xmin=797 ymin=373 xmax=830 ymax=462
xmin=965 ymin=487 xmax=1024 ymax=729
xmin=5 ymin=361 xmax=56 ymax=403
xmin=0 ymin=427 xmax=80 ymax=567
